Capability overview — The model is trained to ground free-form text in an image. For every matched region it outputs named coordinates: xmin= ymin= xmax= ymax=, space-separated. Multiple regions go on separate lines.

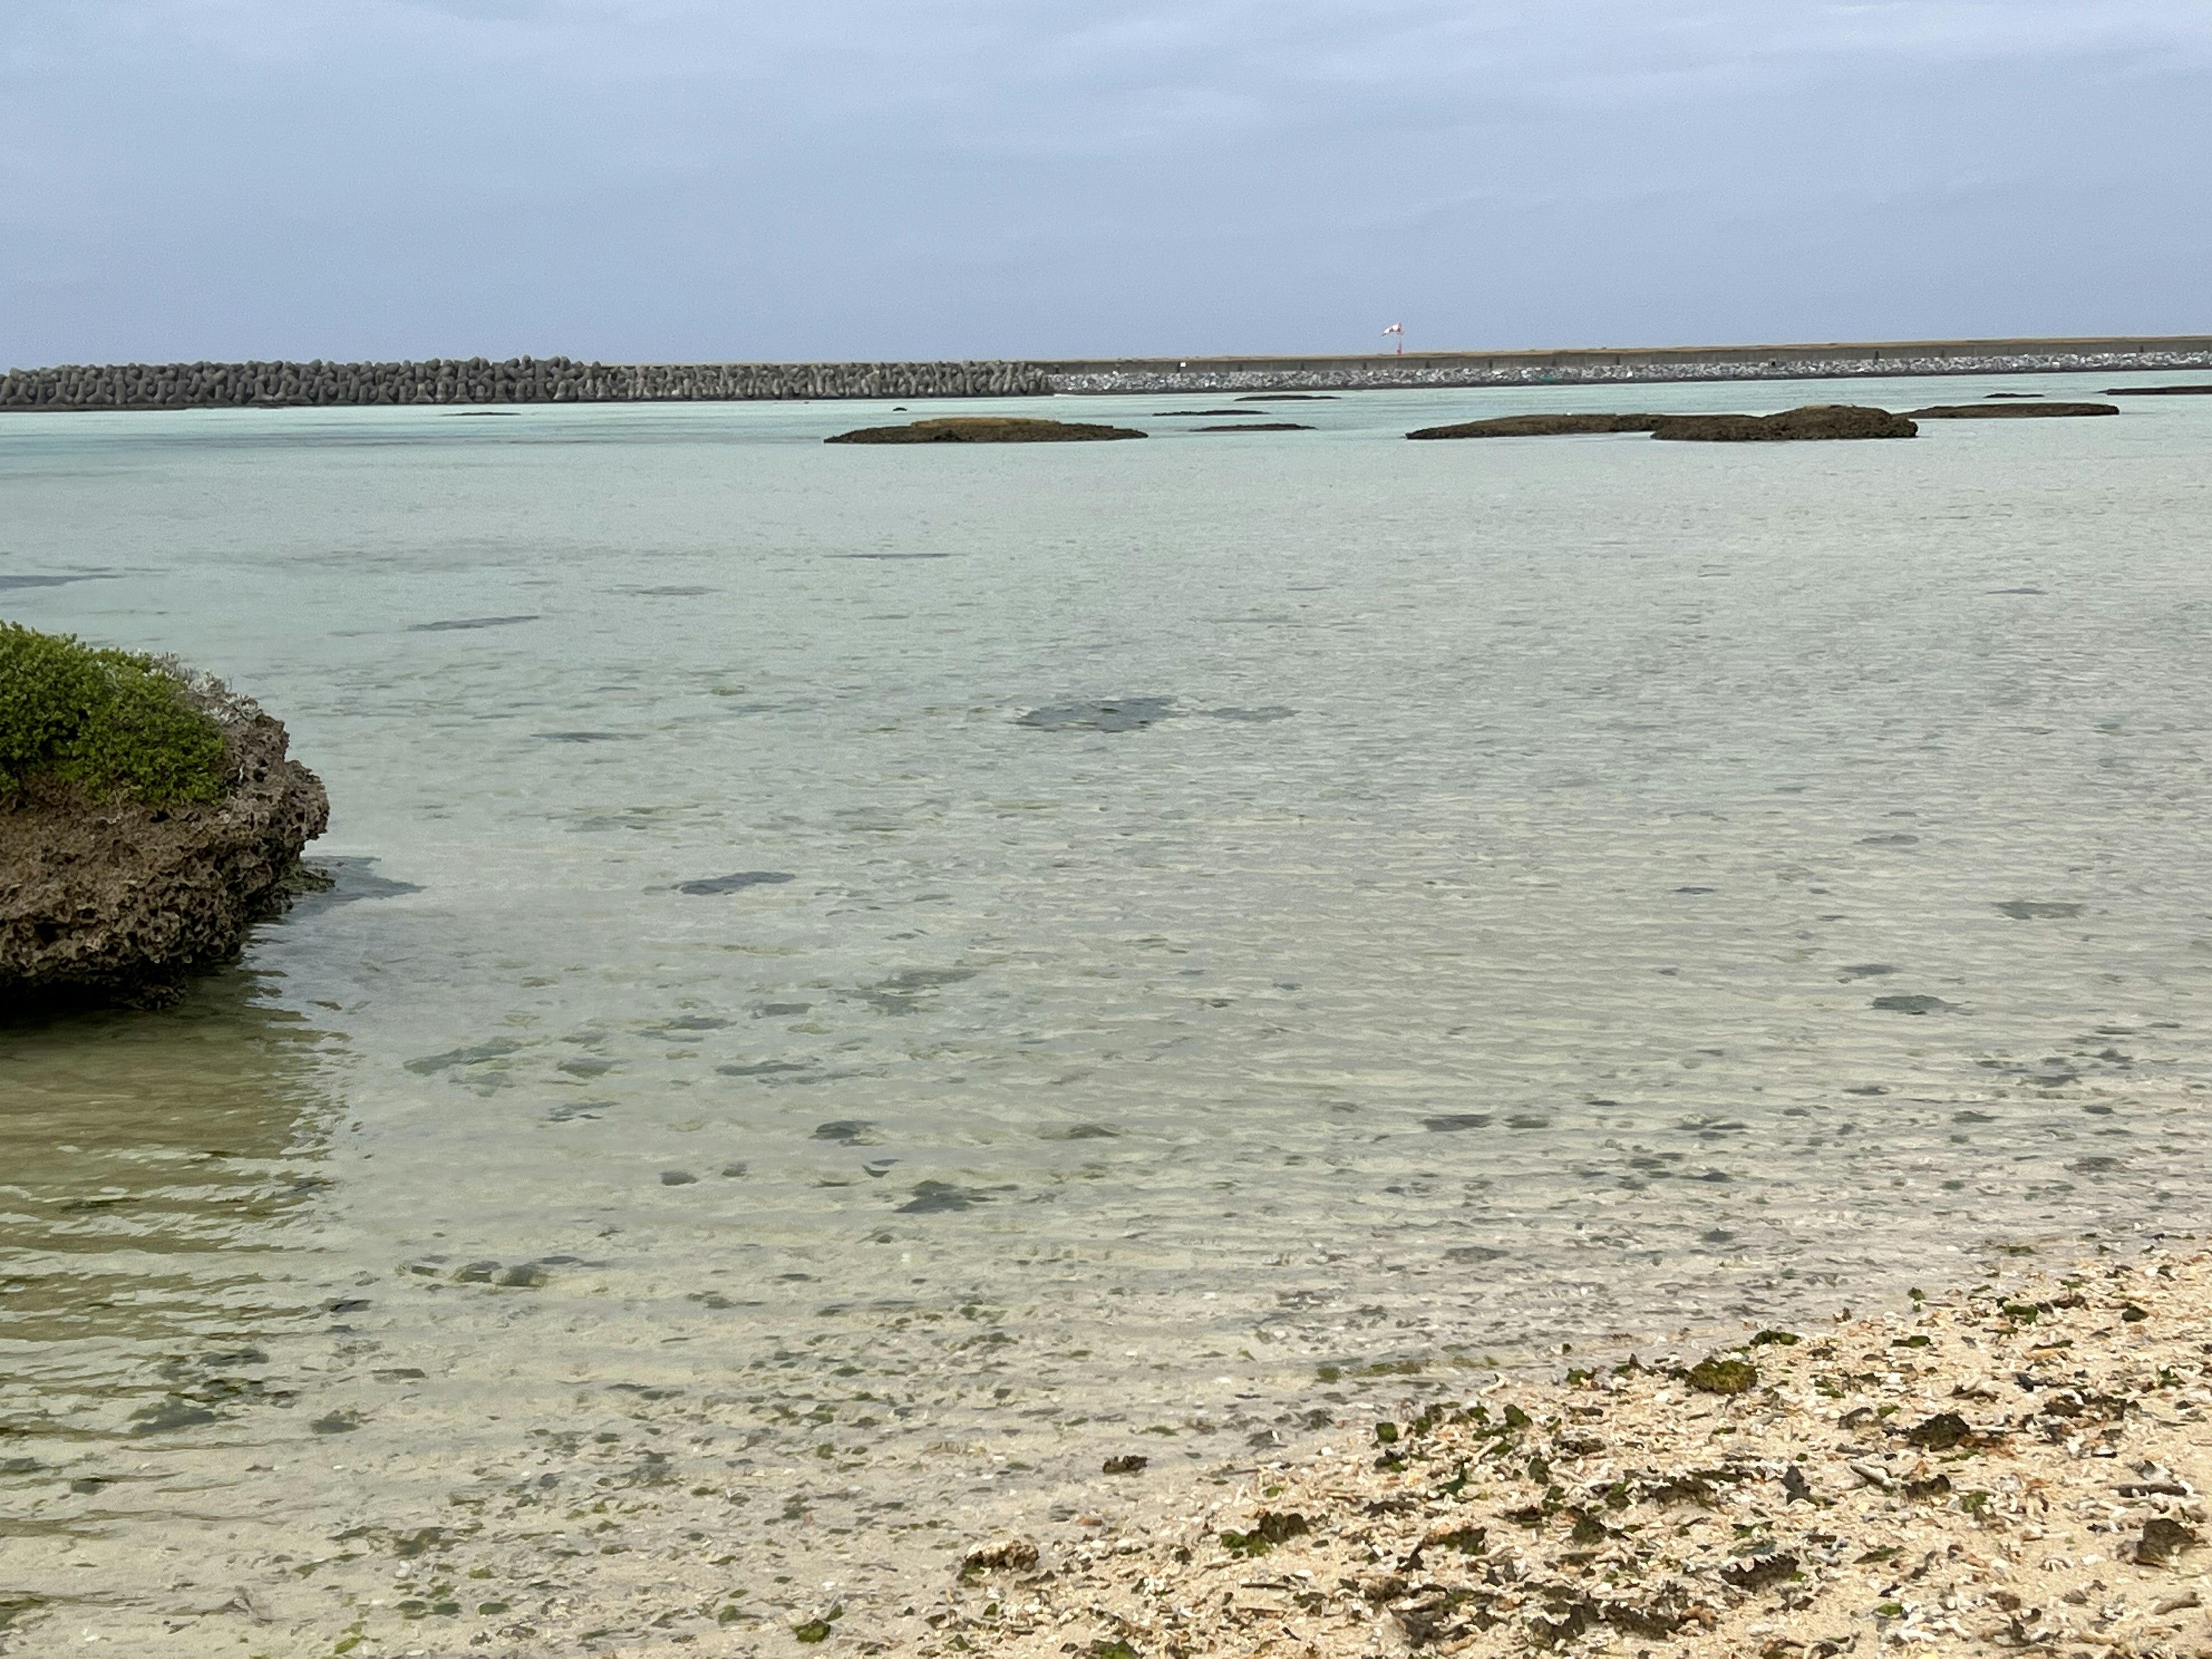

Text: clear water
xmin=4 ymin=376 xmax=2211 ymax=1652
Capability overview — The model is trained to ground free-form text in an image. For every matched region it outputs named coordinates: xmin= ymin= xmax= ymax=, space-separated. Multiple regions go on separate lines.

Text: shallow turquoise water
xmin=3 ymin=376 xmax=2211 ymax=1652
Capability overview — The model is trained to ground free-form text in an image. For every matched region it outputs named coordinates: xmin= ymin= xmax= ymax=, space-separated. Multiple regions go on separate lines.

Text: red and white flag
xmin=1381 ymin=324 xmax=1403 ymax=337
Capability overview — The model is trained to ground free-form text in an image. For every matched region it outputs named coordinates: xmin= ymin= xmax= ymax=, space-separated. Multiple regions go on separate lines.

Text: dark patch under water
xmin=677 ymin=872 xmax=795 ymax=896
xmin=405 ymin=1040 xmax=522 ymax=1074
xmin=0 ymin=571 xmax=115 ymax=591
xmin=409 ymin=615 xmax=540 ymax=632
xmin=896 ymin=1180 xmax=993 ymax=1214
xmin=1017 ymin=697 xmax=1176 ymax=732
xmin=1872 ymin=994 xmax=1955 ymax=1015
xmin=857 ymin=967 xmax=978 ymax=1014
xmin=1423 ymin=1113 xmax=1493 ymax=1132
xmin=1996 ymin=900 xmax=2083 ymax=920
xmin=287 ymin=856 xmax=423 ymax=917
xmin=537 ymin=730 xmax=628 ymax=743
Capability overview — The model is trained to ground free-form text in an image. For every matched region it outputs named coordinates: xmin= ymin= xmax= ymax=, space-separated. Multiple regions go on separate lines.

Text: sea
xmin=2 ymin=373 xmax=2210 ymax=1653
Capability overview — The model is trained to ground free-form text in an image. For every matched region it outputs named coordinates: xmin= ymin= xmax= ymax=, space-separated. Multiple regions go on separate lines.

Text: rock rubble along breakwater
xmin=0 ymin=357 xmax=1052 ymax=410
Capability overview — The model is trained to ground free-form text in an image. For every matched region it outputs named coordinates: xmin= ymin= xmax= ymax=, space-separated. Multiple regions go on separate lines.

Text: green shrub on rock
xmin=0 ymin=622 xmax=226 ymax=805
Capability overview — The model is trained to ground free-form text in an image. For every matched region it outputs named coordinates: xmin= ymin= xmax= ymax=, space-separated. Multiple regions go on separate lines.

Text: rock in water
xmin=824 ymin=416 xmax=1145 ymax=444
xmin=1 ymin=647 xmax=328 ymax=1010
xmin=1906 ymin=402 xmax=2118 ymax=419
xmin=1406 ymin=412 xmax=1666 ymax=440
xmin=1650 ymin=406 xmax=1918 ymax=442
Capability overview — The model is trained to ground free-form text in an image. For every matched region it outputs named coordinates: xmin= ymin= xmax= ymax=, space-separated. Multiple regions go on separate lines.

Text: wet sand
xmin=915 ymin=1249 xmax=2212 ymax=1659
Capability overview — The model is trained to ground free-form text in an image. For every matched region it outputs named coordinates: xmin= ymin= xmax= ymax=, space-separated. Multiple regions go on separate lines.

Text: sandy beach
xmin=908 ymin=1250 xmax=2212 ymax=1659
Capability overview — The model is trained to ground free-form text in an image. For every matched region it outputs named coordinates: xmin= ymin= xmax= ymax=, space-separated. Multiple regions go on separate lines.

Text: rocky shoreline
xmin=0 ymin=671 xmax=327 ymax=1010
xmin=905 ymin=1251 xmax=2212 ymax=1659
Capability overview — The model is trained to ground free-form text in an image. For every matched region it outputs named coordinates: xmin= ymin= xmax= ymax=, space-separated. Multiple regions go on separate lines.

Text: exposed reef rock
xmin=1 ymin=673 xmax=328 ymax=1010
xmin=1907 ymin=401 xmax=2119 ymax=419
xmin=1194 ymin=422 xmax=1313 ymax=432
xmin=1649 ymin=405 xmax=1918 ymax=442
xmin=2105 ymin=383 xmax=2212 ymax=395
xmin=1406 ymin=412 xmax=1664 ymax=440
xmin=825 ymin=416 xmax=1146 ymax=445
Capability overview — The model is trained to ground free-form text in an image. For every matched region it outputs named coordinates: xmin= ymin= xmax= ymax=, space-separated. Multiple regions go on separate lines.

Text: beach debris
xmin=898 ymin=1252 xmax=2212 ymax=1659
xmin=1685 ymin=1354 xmax=1759 ymax=1395
xmin=825 ymin=416 xmax=1145 ymax=444
xmin=1219 ymin=1512 xmax=1309 ymax=1556
xmin=1101 ymin=1455 xmax=1148 ymax=1475
xmin=2136 ymin=1517 xmax=2198 ymax=1566
xmin=793 ymin=1608 xmax=842 ymax=1642
xmin=961 ymin=1538 xmax=1041 ymax=1575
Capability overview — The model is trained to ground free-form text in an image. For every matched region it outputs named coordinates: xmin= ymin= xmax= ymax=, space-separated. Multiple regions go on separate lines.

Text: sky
xmin=3 ymin=1 xmax=2208 ymax=365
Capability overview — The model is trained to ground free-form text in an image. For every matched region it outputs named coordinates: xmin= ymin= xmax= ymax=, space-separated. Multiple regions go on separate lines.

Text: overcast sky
xmin=3 ymin=1 xmax=2207 ymax=365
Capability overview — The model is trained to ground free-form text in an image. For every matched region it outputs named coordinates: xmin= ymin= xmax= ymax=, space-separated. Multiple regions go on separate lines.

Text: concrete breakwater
xmin=0 ymin=357 xmax=1050 ymax=410
xmin=1044 ymin=334 xmax=2212 ymax=394
xmin=5 ymin=336 xmax=2211 ymax=410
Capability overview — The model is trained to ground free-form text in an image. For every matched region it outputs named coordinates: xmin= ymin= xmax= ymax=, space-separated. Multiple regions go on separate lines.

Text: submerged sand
xmin=903 ymin=1251 xmax=2212 ymax=1659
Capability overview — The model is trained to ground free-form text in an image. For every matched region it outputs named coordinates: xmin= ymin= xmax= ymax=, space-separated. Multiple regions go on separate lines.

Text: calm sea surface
xmin=3 ymin=376 xmax=2210 ymax=1652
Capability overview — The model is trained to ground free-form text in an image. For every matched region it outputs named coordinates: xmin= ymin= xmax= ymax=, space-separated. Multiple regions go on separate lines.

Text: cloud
xmin=2 ymin=1 xmax=2207 ymax=361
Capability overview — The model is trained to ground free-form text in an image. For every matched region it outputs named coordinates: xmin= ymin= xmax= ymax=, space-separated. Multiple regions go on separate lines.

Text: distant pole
xmin=1382 ymin=323 xmax=1404 ymax=355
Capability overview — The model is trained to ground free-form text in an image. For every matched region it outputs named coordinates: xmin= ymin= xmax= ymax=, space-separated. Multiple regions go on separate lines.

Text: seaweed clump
xmin=0 ymin=621 xmax=226 ymax=806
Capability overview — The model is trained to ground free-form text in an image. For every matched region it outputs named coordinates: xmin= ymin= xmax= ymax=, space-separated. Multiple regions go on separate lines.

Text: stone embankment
xmin=5 ymin=339 xmax=2212 ymax=410
xmin=0 ymin=357 xmax=1050 ymax=410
